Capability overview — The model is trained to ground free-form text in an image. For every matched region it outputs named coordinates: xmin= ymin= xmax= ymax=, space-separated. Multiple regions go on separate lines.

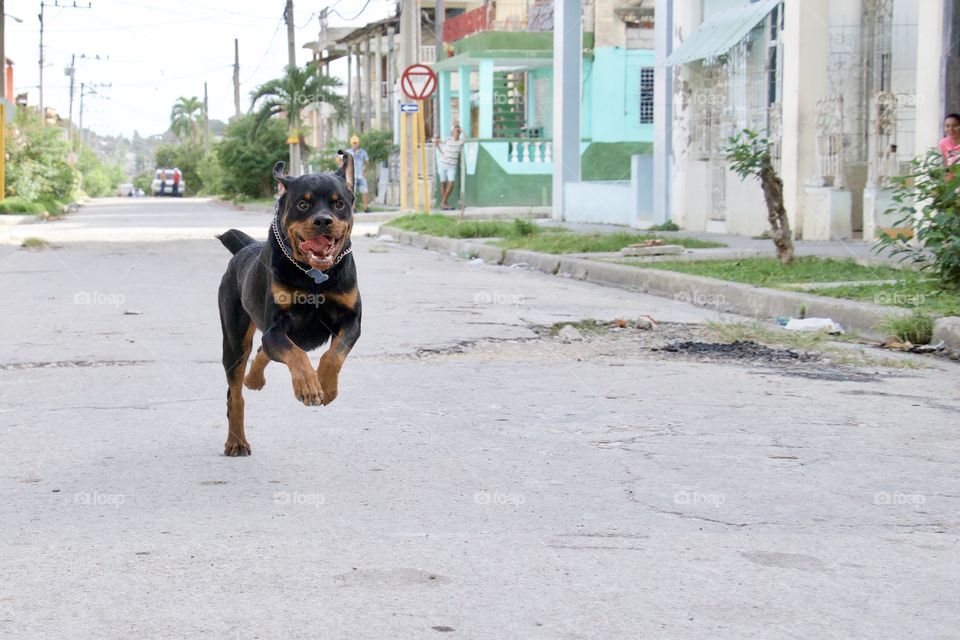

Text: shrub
xmin=5 ymin=109 xmax=77 ymax=202
xmin=875 ymin=149 xmax=960 ymax=288
xmin=215 ymin=114 xmax=289 ymax=199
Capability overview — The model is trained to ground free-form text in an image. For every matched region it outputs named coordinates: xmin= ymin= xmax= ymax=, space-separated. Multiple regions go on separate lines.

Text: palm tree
xmin=250 ymin=64 xmax=348 ymax=176
xmin=170 ymin=96 xmax=204 ymax=146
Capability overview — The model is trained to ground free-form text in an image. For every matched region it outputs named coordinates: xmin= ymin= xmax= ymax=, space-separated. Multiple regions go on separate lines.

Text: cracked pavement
xmin=1 ymin=199 xmax=959 ymax=639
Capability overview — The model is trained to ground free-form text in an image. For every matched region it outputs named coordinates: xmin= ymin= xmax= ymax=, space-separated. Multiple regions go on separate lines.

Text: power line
xmin=241 ymin=16 xmax=285 ymax=85
xmin=329 ymin=0 xmax=377 ymax=22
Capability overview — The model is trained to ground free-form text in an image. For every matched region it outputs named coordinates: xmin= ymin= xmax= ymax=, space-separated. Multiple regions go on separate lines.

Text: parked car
xmin=117 ymin=183 xmax=135 ymax=197
xmin=151 ymin=167 xmax=186 ymax=197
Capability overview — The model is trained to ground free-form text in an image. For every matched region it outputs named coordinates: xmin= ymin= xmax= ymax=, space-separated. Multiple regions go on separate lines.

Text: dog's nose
xmin=312 ymin=214 xmax=333 ymax=229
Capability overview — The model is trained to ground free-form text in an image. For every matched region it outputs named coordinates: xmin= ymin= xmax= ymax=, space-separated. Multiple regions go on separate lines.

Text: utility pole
xmin=1 ymin=0 xmax=6 ymax=101
xmin=233 ymin=38 xmax=241 ymax=119
xmin=203 ymin=81 xmax=210 ymax=155
xmin=39 ymin=2 xmax=92 ymax=118
xmin=38 ymin=2 xmax=44 ymax=114
xmin=65 ymin=54 xmax=106 ymax=151
xmin=77 ymin=81 xmax=109 ymax=151
xmin=285 ymin=0 xmax=296 ymax=67
xmin=283 ymin=0 xmax=300 ymax=175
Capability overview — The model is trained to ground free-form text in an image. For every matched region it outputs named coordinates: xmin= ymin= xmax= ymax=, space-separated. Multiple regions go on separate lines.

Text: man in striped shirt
xmin=434 ymin=125 xmax=463 ymax=210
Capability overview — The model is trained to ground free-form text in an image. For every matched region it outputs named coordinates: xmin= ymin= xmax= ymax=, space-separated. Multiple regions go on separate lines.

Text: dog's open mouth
xmin=298 ymin=234 xmax=341 ymax=270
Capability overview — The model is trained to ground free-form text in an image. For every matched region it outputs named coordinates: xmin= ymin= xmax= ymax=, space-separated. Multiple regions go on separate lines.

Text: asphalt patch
xmin=655 ymin=340 xmax=819 ymax=362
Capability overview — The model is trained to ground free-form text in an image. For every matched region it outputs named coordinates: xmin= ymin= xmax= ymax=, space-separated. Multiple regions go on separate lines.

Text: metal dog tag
xmin=307 ymin=268 xmax=329 ymax=284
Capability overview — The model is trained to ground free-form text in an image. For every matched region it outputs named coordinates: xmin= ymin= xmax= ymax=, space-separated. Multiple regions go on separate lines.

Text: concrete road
xmin=1 ymin=199 xmax=958 ymax=639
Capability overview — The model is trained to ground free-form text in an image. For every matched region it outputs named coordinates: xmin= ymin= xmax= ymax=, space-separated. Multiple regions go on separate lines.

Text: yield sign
xmin=401 ymin=64 xmax=438 ymax=100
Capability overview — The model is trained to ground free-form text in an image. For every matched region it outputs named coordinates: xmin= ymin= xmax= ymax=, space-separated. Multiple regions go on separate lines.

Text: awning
xmin=664 ymin=0 xmax=779 ymax=66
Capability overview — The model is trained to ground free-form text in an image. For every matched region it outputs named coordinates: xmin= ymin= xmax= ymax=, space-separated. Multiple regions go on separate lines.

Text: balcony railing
xmin=443 ymin=5 xmax=488 ymax=43
xmin=508 ymin=140 xmax=552 ymax=164
xmin=442 ymin=1 xmax=553 ymax=43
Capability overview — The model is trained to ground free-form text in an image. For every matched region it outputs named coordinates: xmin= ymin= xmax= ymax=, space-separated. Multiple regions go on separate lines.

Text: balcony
xmin=442 ymin=0 xmax=552 ymax=43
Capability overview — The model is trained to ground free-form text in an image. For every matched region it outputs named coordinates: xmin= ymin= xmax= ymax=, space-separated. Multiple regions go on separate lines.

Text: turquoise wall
xmin=525 ymin=48 xmax=654 ymax=144
xmin=588 ymin=48 xmax=655 ymax=143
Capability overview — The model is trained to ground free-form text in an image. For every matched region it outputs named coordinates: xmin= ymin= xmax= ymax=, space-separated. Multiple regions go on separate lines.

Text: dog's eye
xmin=297 ymin=200 xmax=311 ymax=211
xmin=334 ymin=200 xmax=345 ymax=210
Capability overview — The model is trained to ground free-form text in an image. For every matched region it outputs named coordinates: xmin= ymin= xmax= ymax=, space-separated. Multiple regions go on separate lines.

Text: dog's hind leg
xmin=244 ymin=347 xmax=269 ymax=390
xmin=220 ymin=307 xmax=255 ymax=456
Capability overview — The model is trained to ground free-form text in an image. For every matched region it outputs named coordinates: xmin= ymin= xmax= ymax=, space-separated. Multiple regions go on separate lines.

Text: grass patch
xmin=639 ymin=257 xmax=903 ymax=286
xmin=389 ymin=214 xmax=565 ymax=239
xmin=21 ymin=237 xmax=50 ymax=250
xmin=496 ymin=231 xmax=724 ymax=254
xmin=0 ymin=196 xmax=68 ymax=216
xmin=877 ymin=311 xmax=935 ymax=345
xmin=646 ymin=220 xmax=680 ymax=232
xmin=805 ymin=279 xmax=960 ymax=317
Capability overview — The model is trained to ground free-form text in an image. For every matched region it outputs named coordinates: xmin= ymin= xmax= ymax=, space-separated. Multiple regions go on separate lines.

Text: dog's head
xmin=273 ymin=152 xmax=355 ymax=272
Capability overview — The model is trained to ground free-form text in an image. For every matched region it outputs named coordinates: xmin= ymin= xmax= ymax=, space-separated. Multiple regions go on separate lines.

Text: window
xmin=639 ymin=67 xmax=654 ymax=124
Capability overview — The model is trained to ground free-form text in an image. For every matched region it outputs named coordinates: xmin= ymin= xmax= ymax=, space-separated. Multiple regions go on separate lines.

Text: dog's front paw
xmin=224 ymin=439 xmax=252 ymax=457
xmin=244 ymin=370 xmax=266 ymax=391
xmin=292 ymin=371 xmax=324 ymax=406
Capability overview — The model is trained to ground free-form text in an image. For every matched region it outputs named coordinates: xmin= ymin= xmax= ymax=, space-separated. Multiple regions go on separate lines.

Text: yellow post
xmin=400 ymin=108 xmax=408 ymax=211
xmin=418 ymin=101 xmax=430 ymax=214
xmin=0 ymin=103 xmax=5 ymax=202
xmin=412 ymin=110 xmax=420 ymax=211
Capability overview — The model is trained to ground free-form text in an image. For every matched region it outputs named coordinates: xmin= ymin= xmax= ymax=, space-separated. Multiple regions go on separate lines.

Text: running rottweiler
xmin=215 ymin=154 xmax=361 ymax=456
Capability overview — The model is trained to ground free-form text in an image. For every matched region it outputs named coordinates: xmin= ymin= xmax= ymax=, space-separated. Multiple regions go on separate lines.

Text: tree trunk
xmin=289 ymin=142 xmax=301 ymax=177
xmin=760 ymin=163 xmax=795 ymax=265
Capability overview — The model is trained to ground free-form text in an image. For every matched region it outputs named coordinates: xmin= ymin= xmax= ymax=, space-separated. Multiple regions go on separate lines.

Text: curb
xmin=0 ymin=215 xmax=38 ymax=226
xmin=379 ymin=224 xmax=960 ymax=350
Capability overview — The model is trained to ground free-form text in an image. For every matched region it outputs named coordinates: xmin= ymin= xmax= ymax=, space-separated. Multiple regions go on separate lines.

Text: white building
xmin=653 ymin=0 xmax=956 ymax=240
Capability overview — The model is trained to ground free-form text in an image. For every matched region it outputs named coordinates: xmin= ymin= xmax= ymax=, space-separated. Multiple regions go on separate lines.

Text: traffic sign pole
xmin=400 ymin=65 xmax=438 ymax=214
xmin=400 ymin=108 xmax=408 ymax=210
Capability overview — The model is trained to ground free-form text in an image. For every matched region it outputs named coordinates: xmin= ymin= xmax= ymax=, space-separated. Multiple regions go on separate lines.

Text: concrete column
xmin=375 ymin=30 xmax=383 ymax=130
xmin=364 ymin=37 xmax=373 ymax=132
xmin=552 ymin=0 xmax=582 ymax=220
xmin=916 ymin=0 xmax=946 ymax=153
xmin=458 ymin=65 xmax=471 ymax=135
xmin=781 ymin=0 xmax=829 ymax=238
xmin=652 ymin=0 xmax=673 ymax=227
xmin=668 ymin=0 xmax=702 ymax=228
xmin=355 ymin=45 xmax=363 ymax=133
xmin=387 ymin=26 xmax=396 ymax=139
xmin=478 ymin=59 xmax=494 ymax=138
xmin=439 ymin=71 xmax=452 ymax=137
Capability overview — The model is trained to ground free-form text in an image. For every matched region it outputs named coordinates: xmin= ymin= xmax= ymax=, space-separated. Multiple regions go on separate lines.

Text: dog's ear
xmin=335 ymin=149 xmax=355 ymax=195
xmin=273 ymin=161 xmax=292 ymax=187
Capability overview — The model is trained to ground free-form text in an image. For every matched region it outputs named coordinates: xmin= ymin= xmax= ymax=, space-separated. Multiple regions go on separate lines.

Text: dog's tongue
xmin=300 ymin=236 xmax=333 ymax=255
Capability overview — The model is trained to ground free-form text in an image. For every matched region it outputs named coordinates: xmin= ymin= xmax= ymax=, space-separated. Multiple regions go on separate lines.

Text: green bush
xmin=875 ymin=149 xmax=960 ymax=288
xmin=133 ymin=171 xmax=153 ymax=194
xmin=197 ymin=149 xmax=225 ymax=195
xmin=5 ymin=109 xmax=78 ymax=202
xmin=216 ymin=114 xmax=288 ymax=199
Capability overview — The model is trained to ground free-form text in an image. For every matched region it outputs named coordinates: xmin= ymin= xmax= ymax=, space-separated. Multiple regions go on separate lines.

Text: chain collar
xmin=271 ymin=201 xmax=352 ymax=283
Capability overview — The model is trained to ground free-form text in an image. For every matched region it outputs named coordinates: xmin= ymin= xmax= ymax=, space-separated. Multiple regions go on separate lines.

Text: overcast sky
xmin=4 ymin=0 xmax=394 ymax=138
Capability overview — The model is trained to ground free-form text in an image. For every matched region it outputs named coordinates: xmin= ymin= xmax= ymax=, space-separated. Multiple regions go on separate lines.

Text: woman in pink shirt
xmin=939 ymin=113 xmax=960 ymax=166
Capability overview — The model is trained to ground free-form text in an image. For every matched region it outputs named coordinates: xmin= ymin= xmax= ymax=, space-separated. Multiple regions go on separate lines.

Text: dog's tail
xmin=217 ymin=229 xmax=257 ymax=255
